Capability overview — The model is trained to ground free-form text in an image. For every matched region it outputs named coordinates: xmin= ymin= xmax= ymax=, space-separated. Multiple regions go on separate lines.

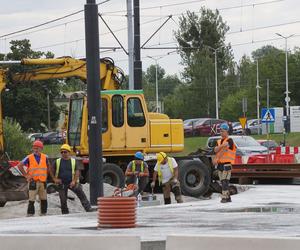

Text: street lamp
xmin=276 ymin=33 xmax=294 ymax=132
xmin=206 ymin=45 xmax=222 ymax=119
xmin=147 ymin=55 xmax=164 ymax=112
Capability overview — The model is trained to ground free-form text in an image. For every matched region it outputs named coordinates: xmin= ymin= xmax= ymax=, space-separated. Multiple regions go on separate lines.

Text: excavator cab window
xmin=112 ymin=95 xmax=124 ymax=127
xmin=127 ymin=98 xmax=146 ymax=127
xmin=68 ymin=98 xmax=83 ymax=146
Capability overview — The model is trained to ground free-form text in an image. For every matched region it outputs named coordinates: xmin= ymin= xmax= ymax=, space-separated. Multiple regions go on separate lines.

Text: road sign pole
xmin=267 ymin=79 xmax=270 ymax=140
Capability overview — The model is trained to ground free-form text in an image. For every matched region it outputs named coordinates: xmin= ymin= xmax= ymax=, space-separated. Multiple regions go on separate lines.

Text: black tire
xmin=179 ymin=160 xmax=211 ymax=197
xmin=103 ymin=163 xmax=125 ymax=188
xmin=0 ymin=201 xmax=6 ymax=207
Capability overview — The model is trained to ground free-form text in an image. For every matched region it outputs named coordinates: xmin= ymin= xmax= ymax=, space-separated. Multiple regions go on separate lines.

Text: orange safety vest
xmin=216 ymin=138 xmax=236 ymax=164
xmin=27 ymin=153 xmax=48 ymax=182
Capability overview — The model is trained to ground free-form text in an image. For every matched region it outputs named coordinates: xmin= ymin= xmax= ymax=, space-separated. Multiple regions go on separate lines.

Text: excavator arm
xmin=0 ymin=56 xmax=125 ymax=155
xmin=8 ymin=56 xmax=124 ymax=90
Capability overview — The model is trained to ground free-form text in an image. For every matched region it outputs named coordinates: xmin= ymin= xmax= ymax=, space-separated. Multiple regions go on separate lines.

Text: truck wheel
xmin=179 ymin=160 xmax=210 ymax=197
xmin=103 ymin=163 xmax=125 ymax=188
xmin=0 ymin=201 xmax=6 ymax=207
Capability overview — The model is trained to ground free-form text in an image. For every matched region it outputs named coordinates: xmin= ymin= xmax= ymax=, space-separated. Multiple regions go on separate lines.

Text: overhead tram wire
xmin=0 ymin=0 xmax=110 ymax=39
xmin=32 ymin=16 xmax=164 ymax=51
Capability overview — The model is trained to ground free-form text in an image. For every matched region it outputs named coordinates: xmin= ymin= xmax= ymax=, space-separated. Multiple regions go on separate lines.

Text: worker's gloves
xmin=150 ymin=181 xmax=155 ymax=188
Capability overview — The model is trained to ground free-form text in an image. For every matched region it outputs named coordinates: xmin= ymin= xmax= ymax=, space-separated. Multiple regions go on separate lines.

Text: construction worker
xmin=214 ymin=123 xmax=236 ymax=203
xmin=125 ymin=151 xmax=149 ymax=195
xmin=17 ymin=140 xmax=55 ymax=216
xmin=151 ymin=152 xmax=183 ymax=205
xmin=53 ymin=144 xmax=92 ymax=214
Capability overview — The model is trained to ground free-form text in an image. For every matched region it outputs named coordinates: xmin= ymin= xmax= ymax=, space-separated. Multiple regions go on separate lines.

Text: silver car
xmin=206 ymin=135 xmax=268 ymax=156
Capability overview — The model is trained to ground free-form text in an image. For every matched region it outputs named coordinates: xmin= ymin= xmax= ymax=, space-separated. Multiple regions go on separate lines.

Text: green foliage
xmin=2 ymin=39 xmax=60 ymax=131
xmin=3 ymin=118 xmax=31 ymax=160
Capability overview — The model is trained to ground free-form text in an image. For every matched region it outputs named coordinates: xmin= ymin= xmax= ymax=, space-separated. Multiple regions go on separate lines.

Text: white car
xmin=206 ymin=135 xmax=268 ymax=156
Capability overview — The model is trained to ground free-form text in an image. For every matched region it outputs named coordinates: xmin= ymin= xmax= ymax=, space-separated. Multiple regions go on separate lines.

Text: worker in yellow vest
xmin=125 ymin=151 xmax=149 ymax=195
xmin=151 ymin=152 xmax=183 ymax=205
xmin=214 ymin=123 xmax=236 ymax=203
xmin=53 ymin=144 xmax=92 ymax=214
xmin=17 ymin=140 xmax=56 ymax=216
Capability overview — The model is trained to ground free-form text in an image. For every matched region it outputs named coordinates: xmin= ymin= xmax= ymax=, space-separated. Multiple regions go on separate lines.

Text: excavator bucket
xmin=0 ymin=160 xmax=28 ymax=207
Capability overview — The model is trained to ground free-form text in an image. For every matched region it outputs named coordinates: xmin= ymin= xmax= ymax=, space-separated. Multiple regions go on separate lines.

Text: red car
xmin=184 ymin=118 xmax=227 ymax=137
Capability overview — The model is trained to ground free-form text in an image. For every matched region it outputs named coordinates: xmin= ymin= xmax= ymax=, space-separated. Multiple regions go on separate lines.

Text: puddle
xmin=221 ymin=207 xmax=300 ymax=213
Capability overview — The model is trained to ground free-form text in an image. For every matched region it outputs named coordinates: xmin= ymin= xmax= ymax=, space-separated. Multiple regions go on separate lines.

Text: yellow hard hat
xmin=156 ymin=152 xmax=167 ymax=163
xmin=60 ymin=144 xmax=71 ymax=152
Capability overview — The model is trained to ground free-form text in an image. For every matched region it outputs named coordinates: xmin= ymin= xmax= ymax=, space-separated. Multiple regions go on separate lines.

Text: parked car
xmin=206 ymin=135 xmax=268 ymax=156
xmin=232 ymin=122 xmax=243 ymax=135
xmin=183 ymin=118 xmax=203 ymax=137
xmin=257 ymin=139 xmax=278 ymax=152
xmin=232 ymin=119 xmax=262 ymax=135
xmin=41 ymin=132 xmax=64 ymax=145
xmin=192 ymin=118 xmax=227 ymax=137
xmin=27 ymin=133 xmax=43 ymax=142
xmin=247 ymin=119 xmax=262 ymax=135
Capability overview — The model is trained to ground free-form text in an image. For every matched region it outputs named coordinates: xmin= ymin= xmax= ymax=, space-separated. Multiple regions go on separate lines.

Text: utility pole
xmin=266 ymin=79 xmax=270 ymax=140
xmin=206 ymin=45 xmax=221 ymax=119
xmin=133 ymin=0 xmax=142 ymax=89
xmin=214 ymin=50 xmax=219 ymax=119
xmin=127 ymin=0 xmax=134 ymax=89
xmin=276 ymin=33 xmax=294 ymax=132
xmin=47 ymin=89 xmax=51 ymax=131
xmin=256 ymin=60 xmax=261 ymax=134
xmin=84 ymin=0 xmax=103 ymax=205
xmin=147 ymin=55 xmax=164 ymax=112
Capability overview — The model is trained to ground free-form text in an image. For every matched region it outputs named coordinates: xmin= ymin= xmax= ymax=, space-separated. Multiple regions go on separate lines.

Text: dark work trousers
xmin=57 ymin=183 xmax=91 ymax=214
xmin=126 ymin=175 xmax=149 ymax=194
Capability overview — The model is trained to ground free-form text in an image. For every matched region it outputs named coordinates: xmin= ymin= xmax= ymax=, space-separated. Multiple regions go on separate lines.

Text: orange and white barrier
xmin=276 ymin=146 xmax=300 ymax=155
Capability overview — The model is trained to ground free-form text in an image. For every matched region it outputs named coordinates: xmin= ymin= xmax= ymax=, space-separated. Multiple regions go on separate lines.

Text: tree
xmin=171 ymin=7 xmax=234 ymax=118
xmin=2 ymin=39 xmax=60 ymax=131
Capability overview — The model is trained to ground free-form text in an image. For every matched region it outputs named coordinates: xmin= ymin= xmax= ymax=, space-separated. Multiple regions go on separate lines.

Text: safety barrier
xmin=276 ymin=146 xmax=300 ymax=154
xmin=166 ymin=235 xmax=300 ymax=250
xmin=0 ymin=235 xmax=141 ymax=250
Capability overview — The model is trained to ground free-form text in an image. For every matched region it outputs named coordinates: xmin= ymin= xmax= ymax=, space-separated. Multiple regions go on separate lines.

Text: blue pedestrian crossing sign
xmin=261 ymin=108 xmax=275 ymax=123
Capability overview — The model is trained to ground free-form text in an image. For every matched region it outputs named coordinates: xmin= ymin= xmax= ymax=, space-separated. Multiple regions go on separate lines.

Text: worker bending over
xmin=151 ymin=152 xmax=183 ymax=205
xmin=214 ymin=123 xmax=236 ymax=203
xmin=125 ymin=151 xmax=149 ymax=195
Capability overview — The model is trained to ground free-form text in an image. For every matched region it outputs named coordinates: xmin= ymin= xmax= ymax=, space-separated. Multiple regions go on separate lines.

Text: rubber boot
xmin=40 ymin=200 xmax=47 ymax=215
xmin=27 ymin=201 xmax=35 ymax=216
xmin=164 ymin=197 xmax=171 ymax=205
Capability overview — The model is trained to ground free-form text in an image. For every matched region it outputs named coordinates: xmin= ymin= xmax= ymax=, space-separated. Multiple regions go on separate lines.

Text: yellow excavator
xmin=0 ymin=56 xmax=228 ymax=206
xmin=0 ymin=56 xmax=126 ymax=206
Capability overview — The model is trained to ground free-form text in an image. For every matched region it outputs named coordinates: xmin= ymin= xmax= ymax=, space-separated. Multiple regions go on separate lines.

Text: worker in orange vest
xmin=214 ymin=123 xmax=236 ymax=203
xmin=17 ymin=140 xmax=56 ymax=216
xmin=151 ymin=152 xmax=183 ymax=205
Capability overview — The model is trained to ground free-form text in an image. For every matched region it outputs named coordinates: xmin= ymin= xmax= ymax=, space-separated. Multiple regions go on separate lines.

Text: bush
xmin=3 ymin=118 xmax=31 ymax=160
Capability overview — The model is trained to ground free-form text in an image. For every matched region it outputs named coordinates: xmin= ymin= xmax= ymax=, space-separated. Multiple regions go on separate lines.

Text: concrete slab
xmin=0 ymin=235 xmax=140 ymax=250
xmin=166 ymin=235 xmax=300 ymax=250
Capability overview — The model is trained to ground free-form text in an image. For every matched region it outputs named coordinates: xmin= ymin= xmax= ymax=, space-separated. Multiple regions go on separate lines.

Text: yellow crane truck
xmin=0 ymin=56 xmax=223 ymax=207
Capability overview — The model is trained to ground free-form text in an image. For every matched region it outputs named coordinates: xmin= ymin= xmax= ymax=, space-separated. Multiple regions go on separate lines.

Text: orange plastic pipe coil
xmin=97 ymin=197 xmax=136 ymax=228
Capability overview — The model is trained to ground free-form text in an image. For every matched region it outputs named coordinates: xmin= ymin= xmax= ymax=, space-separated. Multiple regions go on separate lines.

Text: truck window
xmin=68 ymin=98 xmax=83 ymax=146
xmin=112 ymin=95 xmax=124 ymax=127
xmin=102 ymin=99 xmax=108 ymax=132
xmin=127 ymin=98 xmax=146 ymax=127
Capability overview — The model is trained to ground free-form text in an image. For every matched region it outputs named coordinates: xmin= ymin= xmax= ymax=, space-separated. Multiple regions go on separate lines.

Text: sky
xmin=0 ymin=0 xmax=299 ymax=78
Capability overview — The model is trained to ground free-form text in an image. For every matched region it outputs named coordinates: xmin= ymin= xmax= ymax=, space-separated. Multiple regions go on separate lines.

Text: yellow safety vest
xmin=216 ymin=138 xmax=236 ymax=164
xmin=157 ymin=157 xmax=174 ymax=185
xmin=132 ymin=161 xmax=144 ymax=172
xmin=55 ymin=158 xmax=77 ymax=182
